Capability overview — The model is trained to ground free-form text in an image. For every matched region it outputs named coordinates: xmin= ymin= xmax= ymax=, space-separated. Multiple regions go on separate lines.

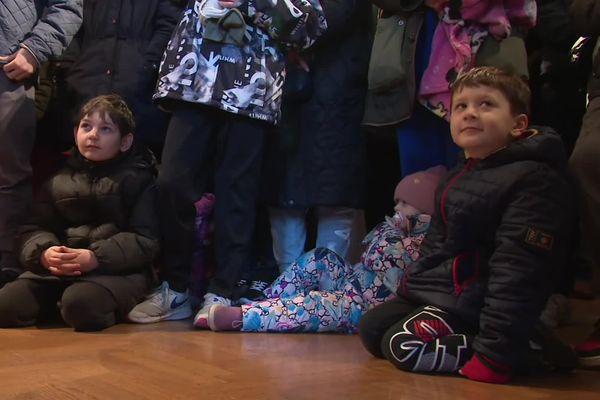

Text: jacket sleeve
xmin=472 ymin=166 xmax=573 ymax=367
xmin=245 ymin=0 xmax=327 ymax=49
xmin=143 ymin=0 xmax=183 ymax=68
xmin=89 ymin=180 xmax=160 ymax=275
xmin=18 ymin=184 xmax=62 ymax=275
xmin=20 ymin=0 xmax=83 ymax=64
xmin=570 ymin=0 xmax=600 ymax=36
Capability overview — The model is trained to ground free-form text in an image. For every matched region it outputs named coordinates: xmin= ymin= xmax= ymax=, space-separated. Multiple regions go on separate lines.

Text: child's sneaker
xmin=208 ymin=304 xmax=243 ymax=331
xmin=193 ymin=292 xmax=231 ymax=329
xmin=240 ymin=279 xmax=269 ymax=302
xmin=575 ymin=321 xmax=600 ymax=367
xmin=128 ymin=281 xmax=192 ymax=323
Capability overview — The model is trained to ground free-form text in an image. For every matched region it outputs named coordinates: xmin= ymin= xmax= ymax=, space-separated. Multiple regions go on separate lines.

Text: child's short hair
xmin=79 ymin=94 xmax=135 ymax=136
xmin=451 ymin=67 xmax=531 ymax=117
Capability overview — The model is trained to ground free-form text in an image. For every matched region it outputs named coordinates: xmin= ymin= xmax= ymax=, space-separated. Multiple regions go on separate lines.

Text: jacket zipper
xmin=400 ymin=158 xmax=477 ymax=297
xmin=440 ymin=158 xmax=477 ymax=225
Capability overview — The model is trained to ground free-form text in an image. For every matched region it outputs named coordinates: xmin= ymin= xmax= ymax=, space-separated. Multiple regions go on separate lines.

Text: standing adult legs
xmin=569 ymin=97 xmax=600 ymax=293
xmin=269 ymin=208 xmax=307 ymax=273
xmin=0 ymin=74 xmax=36 ymax=275
xmin=157 ymin=105 xmax=219 ymax=293
xmin=207 ymin=114 xmax=267 ymax=299
xmin=315 ymin=206 xmax=355 ymax=260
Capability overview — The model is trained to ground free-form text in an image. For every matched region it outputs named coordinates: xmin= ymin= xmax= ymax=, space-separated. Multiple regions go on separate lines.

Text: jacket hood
xmin=471 ymin=126 xmax=568 ymax=172
xmin=68 ymin=145 xmax=158 ymax=177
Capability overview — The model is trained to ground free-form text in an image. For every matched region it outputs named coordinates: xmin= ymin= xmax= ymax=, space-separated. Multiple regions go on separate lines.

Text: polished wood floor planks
xmin=1 ymin=299 xmax=599 ymax=399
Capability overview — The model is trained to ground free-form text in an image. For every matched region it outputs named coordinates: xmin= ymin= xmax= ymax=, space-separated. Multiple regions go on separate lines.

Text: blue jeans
xmin=269 ymin=207 xmax=355 ymax=273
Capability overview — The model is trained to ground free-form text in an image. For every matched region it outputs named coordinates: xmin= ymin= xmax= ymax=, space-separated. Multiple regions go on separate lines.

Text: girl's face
xmin=74 ymin=111 xmax=132 ymax=162
xmin=393 ymin=201 xmax=422 ymax=232
xmin=394 ymin=200 xmax=421 ymax=218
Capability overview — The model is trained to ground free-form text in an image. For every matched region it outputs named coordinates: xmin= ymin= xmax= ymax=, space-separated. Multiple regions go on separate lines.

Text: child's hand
xmin=41 ymin=246 xmax=82 ymax=277
xmin=218 ymin=0 xmax=242 ymax=8
xmin=40 ymin=246 xmax=98 ymax=276
xmin=70 ymin=249 xmax=99 ymax=273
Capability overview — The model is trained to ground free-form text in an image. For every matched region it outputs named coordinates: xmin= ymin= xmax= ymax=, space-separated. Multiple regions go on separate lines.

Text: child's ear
xmin=120 ymin=133 xmax=134 ymax=152
xmin=510 ymin=114 xmax=529 ymax=138
xmin=73 ymin=127 xmax=78 ymax=141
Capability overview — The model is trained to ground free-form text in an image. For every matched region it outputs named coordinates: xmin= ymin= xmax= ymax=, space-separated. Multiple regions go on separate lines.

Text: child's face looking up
xmin=75 ymin=111 xmax=132 ymax=162
xmin=450 ymin=85 xmax=528 ymax=159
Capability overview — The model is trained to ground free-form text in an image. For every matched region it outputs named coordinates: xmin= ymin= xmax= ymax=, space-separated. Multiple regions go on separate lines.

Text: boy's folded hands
xmin=40 ymin=246 xmax=99 ymax=276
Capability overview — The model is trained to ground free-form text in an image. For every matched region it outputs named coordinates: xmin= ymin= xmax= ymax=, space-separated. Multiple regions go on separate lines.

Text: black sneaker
xmin=241 ymin=279 xmax=269 ymax=302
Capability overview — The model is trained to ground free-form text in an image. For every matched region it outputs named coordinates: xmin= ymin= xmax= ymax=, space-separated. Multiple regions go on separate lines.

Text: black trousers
xmin=569 ymin=96 xmax=600 ymax=282
xmin=0 ymin=278 xmax=118 ymax=331
xmin=158 ymin=105 xmax=267 ymax=296
xmin=359 ymin=297 xmax=474 ymax=373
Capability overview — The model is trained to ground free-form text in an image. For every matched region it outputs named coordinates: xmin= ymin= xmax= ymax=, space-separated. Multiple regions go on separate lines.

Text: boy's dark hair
xmin=78 ymin=94 xmax=135 ymax=136
xmin=451 ymin=67 xmax=531 ymax=117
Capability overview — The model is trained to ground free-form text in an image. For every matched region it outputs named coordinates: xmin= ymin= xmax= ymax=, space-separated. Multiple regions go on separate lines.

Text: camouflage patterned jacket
xmin=153 ymin=0 xmax=327 ymax=125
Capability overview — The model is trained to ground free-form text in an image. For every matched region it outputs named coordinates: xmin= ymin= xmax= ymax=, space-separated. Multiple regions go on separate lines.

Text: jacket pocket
xmin=367 ymin=13 xmax=408 ymax=93
xmin=452 ymin=251 xmax=480 ymax=296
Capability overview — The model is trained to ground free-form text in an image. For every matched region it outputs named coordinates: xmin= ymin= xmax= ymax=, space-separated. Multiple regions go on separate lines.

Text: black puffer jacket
xmin=17 ymin=148 xmax=159 ymax=316
xmin=570 ymin=0 xmax=600 ymax=100
xmin=399 ymin=127 xmax=574 ymax=368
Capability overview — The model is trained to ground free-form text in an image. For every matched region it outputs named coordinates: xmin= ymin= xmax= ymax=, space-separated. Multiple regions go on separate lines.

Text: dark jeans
xmin=158 ymin=105 xmax=266 ymax=296
xmin=0 ymin=73 xmax=36 ymax=260
xmin=0 ymin=278 xmax=118 ymax=331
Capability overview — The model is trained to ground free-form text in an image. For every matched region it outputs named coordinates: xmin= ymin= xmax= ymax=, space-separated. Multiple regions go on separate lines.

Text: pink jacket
xmin=418 ymin=0 xmax=536 ymax=119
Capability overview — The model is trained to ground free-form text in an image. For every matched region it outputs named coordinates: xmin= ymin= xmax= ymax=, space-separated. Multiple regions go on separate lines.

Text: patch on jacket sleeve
xmin=525 ymin=228 xmax=554 ymax=251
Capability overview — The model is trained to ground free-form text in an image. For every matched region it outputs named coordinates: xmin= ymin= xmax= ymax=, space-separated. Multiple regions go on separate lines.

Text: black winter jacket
xmin=399 ymin=127 xmax=574 ymax=368
xmin=570 ymin=0 xmax=600 ymax=99
xmin=64 ymin=0 xmax=182 ymax=146
xmin=17 ymin=148 xmax=160 ymax=316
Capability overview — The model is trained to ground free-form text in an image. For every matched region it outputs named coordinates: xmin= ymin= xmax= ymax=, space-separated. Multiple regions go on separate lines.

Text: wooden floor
xmin=1 ymin=299 xmax=599 ymax=400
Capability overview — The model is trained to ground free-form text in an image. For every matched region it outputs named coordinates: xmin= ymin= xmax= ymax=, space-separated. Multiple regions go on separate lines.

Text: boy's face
xmin=450 ymin=85 xmax=528 ymax=159
xmin=74 ymin=111 xmax=133 ymax=162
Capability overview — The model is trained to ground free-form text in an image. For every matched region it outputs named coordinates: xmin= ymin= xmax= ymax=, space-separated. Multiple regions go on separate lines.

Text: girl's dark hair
xmin=451 ymin=66 xmax=531 ymax=117
xmin=78 ymin=94 xmax=135 ymax=136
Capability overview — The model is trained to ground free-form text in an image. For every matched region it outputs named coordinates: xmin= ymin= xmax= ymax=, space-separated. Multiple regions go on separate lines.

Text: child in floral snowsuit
xmin=200 ymin=166 xmax=446 ymax=333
